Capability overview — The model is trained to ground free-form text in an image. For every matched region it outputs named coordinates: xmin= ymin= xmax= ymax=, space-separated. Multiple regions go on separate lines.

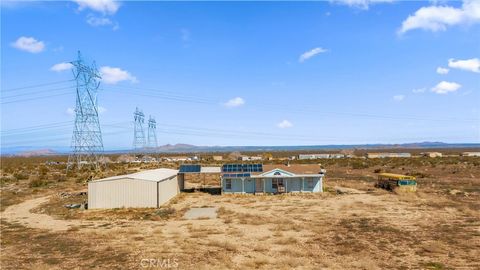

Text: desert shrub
xmin=13 ymin=172 xmax=29 ymax=180
xmin=51 ymin=173 xmax=67 ymax=182
xmin=38 ymin=166 xmax=49 ymax=176
xmin=350 ymin=160 xmax=369 ymax=169
xmin=0 ymin=175 xmax=16 ymax=185
xmin=154 ymin=208 xmax=175 ymax=219
xmin=28 ymin=175 xmax=48 ymax=188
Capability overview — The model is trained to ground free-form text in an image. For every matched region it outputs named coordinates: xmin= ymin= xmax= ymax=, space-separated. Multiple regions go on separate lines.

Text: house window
xmin=272 ymin=178 xmax=284 ymax=189
xmin=307 ymin=179 xmax=314 ymax=188
xmin=225 ymin=179 xmax=232 ymax=189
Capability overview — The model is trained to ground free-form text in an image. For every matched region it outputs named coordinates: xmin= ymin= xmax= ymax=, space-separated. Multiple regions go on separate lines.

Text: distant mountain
xmin=1 ymin=142 xmax=479 ymax=156
xmin=15 ymin=149 xmax=58 ymax=157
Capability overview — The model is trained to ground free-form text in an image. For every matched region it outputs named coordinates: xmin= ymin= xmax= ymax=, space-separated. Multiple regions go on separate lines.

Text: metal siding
xmin=88 ymin=178 xmax=158 ymax=209
xmin=158 ymin=176 xmax=180 ymax=206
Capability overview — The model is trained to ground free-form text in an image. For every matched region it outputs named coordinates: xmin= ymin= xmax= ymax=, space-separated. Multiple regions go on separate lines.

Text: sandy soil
xmin=2 ymin=196 xmax=83 ymax=231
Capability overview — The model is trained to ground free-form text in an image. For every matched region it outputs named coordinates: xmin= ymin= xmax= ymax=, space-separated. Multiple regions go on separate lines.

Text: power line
xmin=104 ymin=84 xmax=478 ymax=123
xmin=2 ymin=80 xmax=74 ymax=93
xmin=1 ymin=86 xmax=77 ymax=99
xmin=0 ymin=92 xmax=72 ymax=105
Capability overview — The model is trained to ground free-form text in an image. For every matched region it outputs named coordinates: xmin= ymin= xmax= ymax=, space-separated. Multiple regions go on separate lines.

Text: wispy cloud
xmin=436 ymin=67 xmax=449 ymax=74
xmin=277 ymin=120 xmax=293 ymax=129
xmin=398 ymin=0 xmax=480 ymax=34
xmin=448 ymin=58 xmax=480 ymax=73
xmin=431 ymin=81 xmax=461 ymax=94
xmin=393 ymin=95 xmax=405 ymax=101
xmin=100 ymin=66 xmax=137 ymax=84
xmin=11 ymin=36 xmax=45 ymax=53
xmin=331 ymin=0 xmax=393 ymax=10
xmin=50 ymin=62 xmax=73 ymax=72
xmin=412 ymin=87 xmax=426 ymax=94
xmin=73 ymin=0 xmax=120 ymax=15
xmin=223 ymin=97 xmax=245 ymax=108
xmin=299 ymin=47 xmax=328 ymax=63
xmin=86 ymin=14 xmax=119 ymax=30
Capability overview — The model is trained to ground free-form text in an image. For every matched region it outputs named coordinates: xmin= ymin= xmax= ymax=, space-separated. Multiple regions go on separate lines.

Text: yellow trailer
xmin=376 ymin=173 xmax=417 ymax=192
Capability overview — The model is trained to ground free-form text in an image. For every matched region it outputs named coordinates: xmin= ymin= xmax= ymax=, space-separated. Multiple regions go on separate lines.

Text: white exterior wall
xmin=88 ymin=178 xmax=158 ymax=209
xmin=88 ymin=175 xmax=179 ymax=209
xmin=158 ymin=176 xmax=180 ymax=206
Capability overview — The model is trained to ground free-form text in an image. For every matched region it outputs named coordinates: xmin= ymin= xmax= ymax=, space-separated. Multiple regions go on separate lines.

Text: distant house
xmin=366 ymin=153 xmax=411 ymax=158
xmin=239 ymin=156 xmax=263 ymax=161
xmin=221 ymin=164 xmax=325 ymax=194
xmin=298 ymin=154 xmax=330 ymax=160
xmin=212 ymin=155 xmax=223 ymax=161
xmin=462 ymin=152 xmax=480 ymax=157
xmin=421 ymin=152 xmax=443 ymax=158
xmin=329 ymin=154 xmax=345 ymax=159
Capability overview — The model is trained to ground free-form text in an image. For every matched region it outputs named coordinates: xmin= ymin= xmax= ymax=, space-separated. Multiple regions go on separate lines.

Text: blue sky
xmin=1 ymin=0 xmax=479 ymax=150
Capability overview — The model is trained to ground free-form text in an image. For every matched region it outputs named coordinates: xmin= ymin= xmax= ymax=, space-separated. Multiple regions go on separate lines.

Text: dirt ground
xmin=1 ymin=156 xmax=480 ymax=269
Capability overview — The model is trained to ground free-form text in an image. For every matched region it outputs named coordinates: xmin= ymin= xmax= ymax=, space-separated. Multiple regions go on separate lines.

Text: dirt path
xmin=1 ymin=196 xmax=94 ymax=231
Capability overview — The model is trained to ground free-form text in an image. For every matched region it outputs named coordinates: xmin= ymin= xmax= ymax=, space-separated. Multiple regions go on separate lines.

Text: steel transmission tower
xmin=67 ymin=51 xmax=105 ymax=170
xmin=133 ymin=107 xmax=146 ymax=151
xmin=147 ymin=116 xmax=158 ymax=149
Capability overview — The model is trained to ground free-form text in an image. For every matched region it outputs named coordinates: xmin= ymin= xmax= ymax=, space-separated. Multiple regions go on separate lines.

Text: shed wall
xmin=88 ymin=178 xmax=157 ymax=209
xmin=158 ymin=176 xmax=180 ymax=206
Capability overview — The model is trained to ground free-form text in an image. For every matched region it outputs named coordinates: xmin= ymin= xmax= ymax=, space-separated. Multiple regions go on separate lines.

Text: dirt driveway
xmin=1 ymin=196 xmax=92 ymax=231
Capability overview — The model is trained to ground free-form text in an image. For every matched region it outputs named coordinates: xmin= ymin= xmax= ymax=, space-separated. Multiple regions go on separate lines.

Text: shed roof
xmin=201 ymin=167 xmax=221 ymax=173
xmin=91 ymin=168 xmax=178 ymax=183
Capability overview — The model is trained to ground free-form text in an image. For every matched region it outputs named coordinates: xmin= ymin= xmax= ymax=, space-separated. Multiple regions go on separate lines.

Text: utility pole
xmin=147 ymin=115 xmax=158 ymax=150
xmin=67 ymin=51 xmax=105 ymax=171
xmin=133 ymin=107 xmax=146 ymax=152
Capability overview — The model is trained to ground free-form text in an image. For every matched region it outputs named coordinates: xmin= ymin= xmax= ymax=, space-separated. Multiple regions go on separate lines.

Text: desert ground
xmin=1 ymin=154 xmax=479 ymax=269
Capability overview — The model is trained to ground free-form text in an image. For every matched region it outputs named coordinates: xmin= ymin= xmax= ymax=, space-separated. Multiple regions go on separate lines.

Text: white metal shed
xmin=88 ymin=168 xmax=180 ymax=209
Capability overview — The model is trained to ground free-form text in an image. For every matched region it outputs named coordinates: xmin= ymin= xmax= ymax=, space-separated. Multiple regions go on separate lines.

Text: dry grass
xmin=1 ymin=155 xmax=479 ymax=269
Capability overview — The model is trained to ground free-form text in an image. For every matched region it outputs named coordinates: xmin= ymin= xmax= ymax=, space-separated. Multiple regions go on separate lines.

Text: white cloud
xmin=86 ymin=14 xmax=119 ymax=30
xmin=73 ymin=0 xmax=120 ymax=15
xmin=100 ymin=66 xmax=137 ymax=84
xmin=398 ymin=0 xmax=480 ymax=34
xmin=393 ymin=95 xmax=405 ymax=101
xmin=277 ymin=120 xmax=293 ymax=129
xmin=50 ymin=62 xmax=73 ymax=72
xmin=11 ymin=36 xmax=45 ymax=53
xmin=331 ymin=0 xmax=393 ymax=10
xmin=223 ymin=97 xmax=245 ymax=108
xmin=436 ymin=67 xmax=449 ymax=74
xmin=431 ymin=81 xmax=461 ymax=94
xmin=412 ymin=87 xmax=426 ymax=94
xmin=448 ymin=58 xmax=480 ymax=73
xmin=299 ymin=47 xmax=328 ymax=62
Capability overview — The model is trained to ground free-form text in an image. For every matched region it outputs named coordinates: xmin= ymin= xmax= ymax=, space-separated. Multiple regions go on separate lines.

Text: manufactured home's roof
xmin=91 ymin=168 xmax=178 ymax=183
xmin=251 ymin=164 xmax=321 ymax=175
